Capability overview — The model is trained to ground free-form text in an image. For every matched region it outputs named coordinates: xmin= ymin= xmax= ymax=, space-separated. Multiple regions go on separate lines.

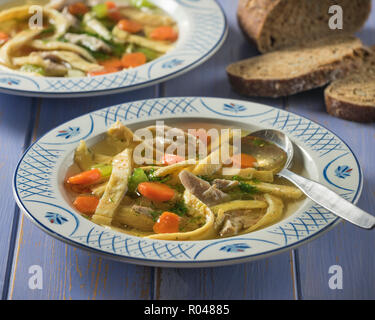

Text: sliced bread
xmin=226 ymin=36 xmax=367 ymax=98
xmin=325 ymin=50 xmax=375 ymax=122
xmin=238 ymin=0 xmax=371 ymax=53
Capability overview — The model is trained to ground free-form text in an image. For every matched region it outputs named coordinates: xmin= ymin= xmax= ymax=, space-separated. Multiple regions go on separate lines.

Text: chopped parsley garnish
xmin=238 ymin=182 xmax=258 ymax=194
xmin=145 ymin=168 xmax=170 ymax=183
xmin=197 ymin=175 xmax=214 ymax=183
xmin=231 ymin=175 xmax=244 ymax=181
xmin=150 ymin=210 xmax=162 ymax=222
xmin=170 ymin=200 xmax=188 ymax=217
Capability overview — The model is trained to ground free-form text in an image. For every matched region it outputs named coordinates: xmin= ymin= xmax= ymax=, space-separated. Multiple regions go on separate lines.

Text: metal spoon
xmin=242 ymin=129 xmax=375 ymax=230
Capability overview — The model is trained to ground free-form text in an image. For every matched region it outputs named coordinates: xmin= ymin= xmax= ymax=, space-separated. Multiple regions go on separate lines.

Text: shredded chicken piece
xmin=64 ymin=33 xmax=112 ymax=53
xmin=179 ymin=170 xmax=230 ymax=206
xmin=132 ymin=205 xmax=154 ymax=218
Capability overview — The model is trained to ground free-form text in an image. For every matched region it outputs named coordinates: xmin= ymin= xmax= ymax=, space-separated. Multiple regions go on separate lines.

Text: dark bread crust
xmin=237 ymin=0 xmax=278 ymax=53
xmin=324 ymin=47 xmax=375 ymax=122
xmin=238 ymin=0 xmax=372 ymax=53
xmin=227 ymin=48 xmax=366 ymax=98
xmin=228 ymin=62 xmax=357 ymax=98
xmin=325 ymin=94 xmax=375 ymax=122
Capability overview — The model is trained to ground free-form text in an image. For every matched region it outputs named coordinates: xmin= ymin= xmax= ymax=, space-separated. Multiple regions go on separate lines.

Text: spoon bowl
xmin=243 ymin=129 xmax=294 ymax=172
xmin=243 ymin=129 xmax=375 ymax=230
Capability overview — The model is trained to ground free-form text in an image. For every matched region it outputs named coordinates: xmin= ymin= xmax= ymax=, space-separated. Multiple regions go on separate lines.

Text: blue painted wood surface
xmin=0 ymin=0 xmax=374 ymax=299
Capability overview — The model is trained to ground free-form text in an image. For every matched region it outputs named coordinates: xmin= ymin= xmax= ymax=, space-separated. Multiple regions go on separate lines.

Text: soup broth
xmin=64 ymin=121 xmax=305 ymax=240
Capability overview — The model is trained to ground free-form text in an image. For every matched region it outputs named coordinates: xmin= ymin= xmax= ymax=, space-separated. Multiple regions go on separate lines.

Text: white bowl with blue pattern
xmin=0 ymin=0 xmax=227 ymax=97
xmin=13 ymin=97 xmax=363 ymax=267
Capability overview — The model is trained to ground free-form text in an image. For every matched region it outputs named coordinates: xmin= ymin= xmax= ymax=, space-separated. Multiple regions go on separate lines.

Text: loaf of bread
xmin=226 ymin=36 xmax=366 ymax=98
xmin=325 ymin=49 xmax=375 ymax=122
xmin=238 ymin=0 xmax=371 ymax=53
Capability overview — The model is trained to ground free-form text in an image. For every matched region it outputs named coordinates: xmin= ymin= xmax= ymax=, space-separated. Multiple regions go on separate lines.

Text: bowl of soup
xmin=13 ymin=97 xmax=362 ymax=267
xmin=0 ymin=0 xmax=227 ymax=97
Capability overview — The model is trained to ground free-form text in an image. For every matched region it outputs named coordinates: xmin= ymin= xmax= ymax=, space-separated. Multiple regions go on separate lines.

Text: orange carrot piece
xmin=117 ymin=19 xmax=143 ymax=33
xmin=153 ymin=212 xmax=180 ymax=234
xmin=88 ymin=66 xmax=120 ymax=76
xmin=121 ymin=52 xmax=147 ymax=68
xmin=67 ymin=168 xmax=102 ymax=185
xmin=150 ymin=26 xmax=178 ymax=42
xmin=73 ymin=196 xmax=99 ymax=215
xmin=162 ymin=154 xmax=185 ymax=165
xmin=231 ymin=153 xmax=257 ymax=169
xmin=138 ymin=182 xmax=175 ymax=202
xmin=105 ymin=1 xmax=117 ymax=9
xmin=99 ymin=58 xmax=123 ymax=69
xmin=0 ymin=32 xmax=9 ymax=44
xmin=68 ymin=2 xmax=89 ymax=15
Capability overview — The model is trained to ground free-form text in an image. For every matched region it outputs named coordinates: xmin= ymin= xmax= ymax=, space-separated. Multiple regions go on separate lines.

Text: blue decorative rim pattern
xmin=0 ymin=0 xmax=227 ymax=98
xmin=13 ymin=97 xmax=363 ymax=267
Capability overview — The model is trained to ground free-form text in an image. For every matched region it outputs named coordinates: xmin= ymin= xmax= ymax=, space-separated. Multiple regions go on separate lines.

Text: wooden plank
xmin=0 ymin=93 xmax=34 ymax=297
xmin=157 ymin=0 xmax=296 ymax=300
xmin=286 ymin=4 xmax=375 ymax=299
xmin=9 ymin=89 xmax=157 ymax=300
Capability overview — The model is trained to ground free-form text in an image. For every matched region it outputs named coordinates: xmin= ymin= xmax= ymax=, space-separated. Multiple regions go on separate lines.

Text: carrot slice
xmin=162 ymin=154 xmax=185 ymax=165
xmin=121 ymin=52 xmax=147 ymax=68
xmin=150 ymin=26 xmax=178 ymax=42
xmin=68 ymin=2 xmax=89 ymax=15
xmin=88 ymin=66 xmax=119 ymax=76
xmin=99 ymin=58 xmax=123 ymax=69
xmin=230 ymin=153 xmax=257 ymax=169
xmin=73 ymin=196 xmax=99 ymax=215
xmin=138 ymin=182 xmax=175 ymax=202
xmin=67 ymin=168 xmax=102 ymax=185
xmin=0 ymin=32 xmax=9 ymax=44
xmin=153 ymin=212 xmax=180 ymax=234
xmin=117 ymin=19 xmax=143 ymax=33
xmin=105 ymin=1 xmax=117 ymax=9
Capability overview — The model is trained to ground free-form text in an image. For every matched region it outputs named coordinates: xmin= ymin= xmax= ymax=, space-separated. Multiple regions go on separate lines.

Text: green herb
xmin=171 ymin=184 xmax=185 ymax=193
xmin=89 ymin=50 xmax=112 ymax=61
xmin=98 ymin=17 xmax=116 ymax=29
xmin=150 ymin=210 xmax=162 ymax=222
xmin=238 ymin=182 xmax=258 ymax=194
xmin=40 ymin=25 xmax=55 ymax=36
xmin=109 ymin=41 xmax=127 ymax=58
xmin=170 ymin=200 xmax=188 ymax=217
xmin=231 ymin=175 xmax=244 ymax=181
xmin=197 ymin=175 xmax=214 ymax=183
xmin=145 ymin=168 xmax=170 ymax=183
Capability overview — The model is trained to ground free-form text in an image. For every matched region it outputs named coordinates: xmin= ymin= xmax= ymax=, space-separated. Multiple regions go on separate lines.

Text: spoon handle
xmin=279 ymin=169 xmax=375 ymax=230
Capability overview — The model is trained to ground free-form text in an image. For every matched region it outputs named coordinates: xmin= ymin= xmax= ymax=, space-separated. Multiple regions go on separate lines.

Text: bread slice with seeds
xmin=226 ymin=36 xmax=366 ymax=98
xmin=325 ymin=48 xmax=375 ymax=122
xmin=237 ymin=0 xmax=371 ymax=53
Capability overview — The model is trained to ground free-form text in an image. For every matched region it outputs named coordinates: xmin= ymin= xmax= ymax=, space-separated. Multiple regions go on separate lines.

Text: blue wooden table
xmin=0 ymin=0 xmax=374 ymax=300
